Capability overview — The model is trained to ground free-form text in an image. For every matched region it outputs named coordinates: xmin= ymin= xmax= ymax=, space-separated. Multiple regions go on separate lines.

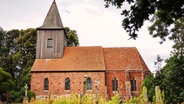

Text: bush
xmin=108 ymin=94 xmax=121 ymax=104
xmin=10 ymin=87 xmax=35 ymax=103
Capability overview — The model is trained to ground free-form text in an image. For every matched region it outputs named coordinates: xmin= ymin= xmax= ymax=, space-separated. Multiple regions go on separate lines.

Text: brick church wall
xmin=105 ymin=71 xmax=126 ymax=99
xmin=105 ymin=70 xmax=144 ymax=99
xmin=31 ymin=71 xmax=106 ymax=98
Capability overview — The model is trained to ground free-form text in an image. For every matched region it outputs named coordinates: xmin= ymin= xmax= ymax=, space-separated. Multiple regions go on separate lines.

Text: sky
xmin=0 ymin=0 xmax=173 ymax=72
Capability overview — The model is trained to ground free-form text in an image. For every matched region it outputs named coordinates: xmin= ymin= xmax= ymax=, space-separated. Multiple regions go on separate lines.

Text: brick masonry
xmin=105 ymin=70 xmax=145 ymax=99
xmin=31 ymin=72 xmax=106 ymax=98
xmin=31 ymin=70 xmax=149 ymax=99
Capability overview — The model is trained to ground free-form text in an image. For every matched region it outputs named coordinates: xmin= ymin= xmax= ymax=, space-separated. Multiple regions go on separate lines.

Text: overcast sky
xmin=0 ymin=0 xmax=173 ymax=72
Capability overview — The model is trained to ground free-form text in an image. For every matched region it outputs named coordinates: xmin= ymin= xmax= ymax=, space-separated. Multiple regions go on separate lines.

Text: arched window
xmin=130 ymin=77 xmax=137 ymax=91
xmin=44 ymin=78 xmax=49 ymax=90
xmin=112 ymin=78 xmax=118 ymax=91
xmin=65 ymin=77 xmax=70 ymax=90
xmin=86 ymin=77 xmax=92 ymax=90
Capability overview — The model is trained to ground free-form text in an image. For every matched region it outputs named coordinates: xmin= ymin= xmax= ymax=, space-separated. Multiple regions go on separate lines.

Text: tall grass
xmin=28 ymin=86 xmax=176 ymax=104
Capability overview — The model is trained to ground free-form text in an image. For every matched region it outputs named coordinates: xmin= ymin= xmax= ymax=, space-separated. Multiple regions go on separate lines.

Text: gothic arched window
xmin=112 ymin=78 xmax=118 ymax=91
xmin=65 ymin=77 xmax=70 ymax=90
xmin=130 ymin=77 xmax=137 ymax=91
xmin=86 ymin=77 xmax=92 ymax=90
xmin=44 ymin=78 xmax=49 ymax=90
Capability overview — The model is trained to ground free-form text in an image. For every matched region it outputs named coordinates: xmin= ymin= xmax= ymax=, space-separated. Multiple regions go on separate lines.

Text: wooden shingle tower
xmin=36 ymin=0 xmax=67 ymax=59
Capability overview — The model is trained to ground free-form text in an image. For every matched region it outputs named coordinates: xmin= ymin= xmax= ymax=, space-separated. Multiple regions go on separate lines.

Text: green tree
xmin=1 ymin=29 xmax=20 ymax=78
xmin=170 ymin=19 xmax=184 ymax=56
xmin=0 ymin=27 xmax=6 ymax=71
xmin=142 ymin=74 xmax=155 ymax=102
xmin=14 ymin=28 xmax=37 ymax=89
xmin=161 ymin=20 xmax=184 ymax=103
xmin=104 ymin=0 xmax=184 ymax=40
xmin=0 ymin=28 xmax=37 ymax=90
xmin=65 ymin=27 xmax=79 ymax=46
xmin=144 ymin=44 xmax=184 ymax=103
xmin=144 ymin=55 xmax=184 ymax=103
xmin=0 ymin=67 xmax=14 ymax=102
xmin=143 ymin=27 xmax=184 ymax=103
xmin=154 ymin=55 xmax=163 ymax=73
xmin=0 ymin=27 xmax=6 ymax=54
xmin=10 ymin=87 xmax=35 ymax=103
xmin=159 ymin=55 xmax=184 ymax=103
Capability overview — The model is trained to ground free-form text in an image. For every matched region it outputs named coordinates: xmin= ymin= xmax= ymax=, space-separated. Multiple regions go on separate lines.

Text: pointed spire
xmin=39 ymin=0 xmax=63 ymax=29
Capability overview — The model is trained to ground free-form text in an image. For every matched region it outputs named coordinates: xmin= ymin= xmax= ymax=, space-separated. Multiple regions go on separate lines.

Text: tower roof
xmin=38 ymin=0 xmax=64 ymax=29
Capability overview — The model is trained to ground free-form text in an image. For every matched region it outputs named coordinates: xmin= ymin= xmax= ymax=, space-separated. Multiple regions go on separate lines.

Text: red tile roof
xmin=31 ymin=46 xmax=105 ymax=71
xmin=103 ymin=47 xmax=149 ymax=70
xmin=31 ymin=46 xmax=149 ymax=72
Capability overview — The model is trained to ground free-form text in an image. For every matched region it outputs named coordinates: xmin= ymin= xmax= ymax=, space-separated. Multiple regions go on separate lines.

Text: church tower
xmin=36 ymin=0 xmax=67 ymax=59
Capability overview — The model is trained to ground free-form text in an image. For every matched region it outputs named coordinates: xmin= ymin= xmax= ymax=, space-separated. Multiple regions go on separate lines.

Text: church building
xmin=31 ymin=0 xmax=150 ymax=100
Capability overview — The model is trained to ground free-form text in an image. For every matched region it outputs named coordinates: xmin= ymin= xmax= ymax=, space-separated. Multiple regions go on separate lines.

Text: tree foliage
xmin=143 ymin=55 xmax=184 ymax=103
xmin=104 ymin=0 xmax=184 ymax=40
xmin=0 ymin=67 xmax=14 ymax=102
xmin=65 ymin=27 xmax=79 ymax=46
xmin=142 ymin=74 xmax=155 ymax=102
xmin=10 ymin=88 xmax=35 ymax=103
xmin=161 ymin=55 xmax=184 ymax=103
xmin=140 ymin=9 xmax=184 ymax=103
xmin=0 ymin=67 xmax=14 ymax=96
xmin=0 ymin=26 xmax=79 ymax=102
xmin=170 ymin=19 xmax=184 ymax=56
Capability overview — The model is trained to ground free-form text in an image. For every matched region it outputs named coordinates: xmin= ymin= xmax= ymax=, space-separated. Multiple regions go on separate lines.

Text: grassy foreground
xmin=24 ymin=86 xmax=184 ymax=104
xmin=25 ymin=93 xmax=148 ymax=104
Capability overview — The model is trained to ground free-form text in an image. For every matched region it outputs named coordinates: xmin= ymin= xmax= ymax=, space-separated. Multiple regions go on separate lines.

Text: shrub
xmin=10 ymin=88 xmax=35 ymax=103
xmin=108 ymin=94 xmax=121 ymax=104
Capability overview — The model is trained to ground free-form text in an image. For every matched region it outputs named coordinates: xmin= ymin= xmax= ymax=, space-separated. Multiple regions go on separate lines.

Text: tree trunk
xmin=6 ymin=90 xmax=9 ymax=104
